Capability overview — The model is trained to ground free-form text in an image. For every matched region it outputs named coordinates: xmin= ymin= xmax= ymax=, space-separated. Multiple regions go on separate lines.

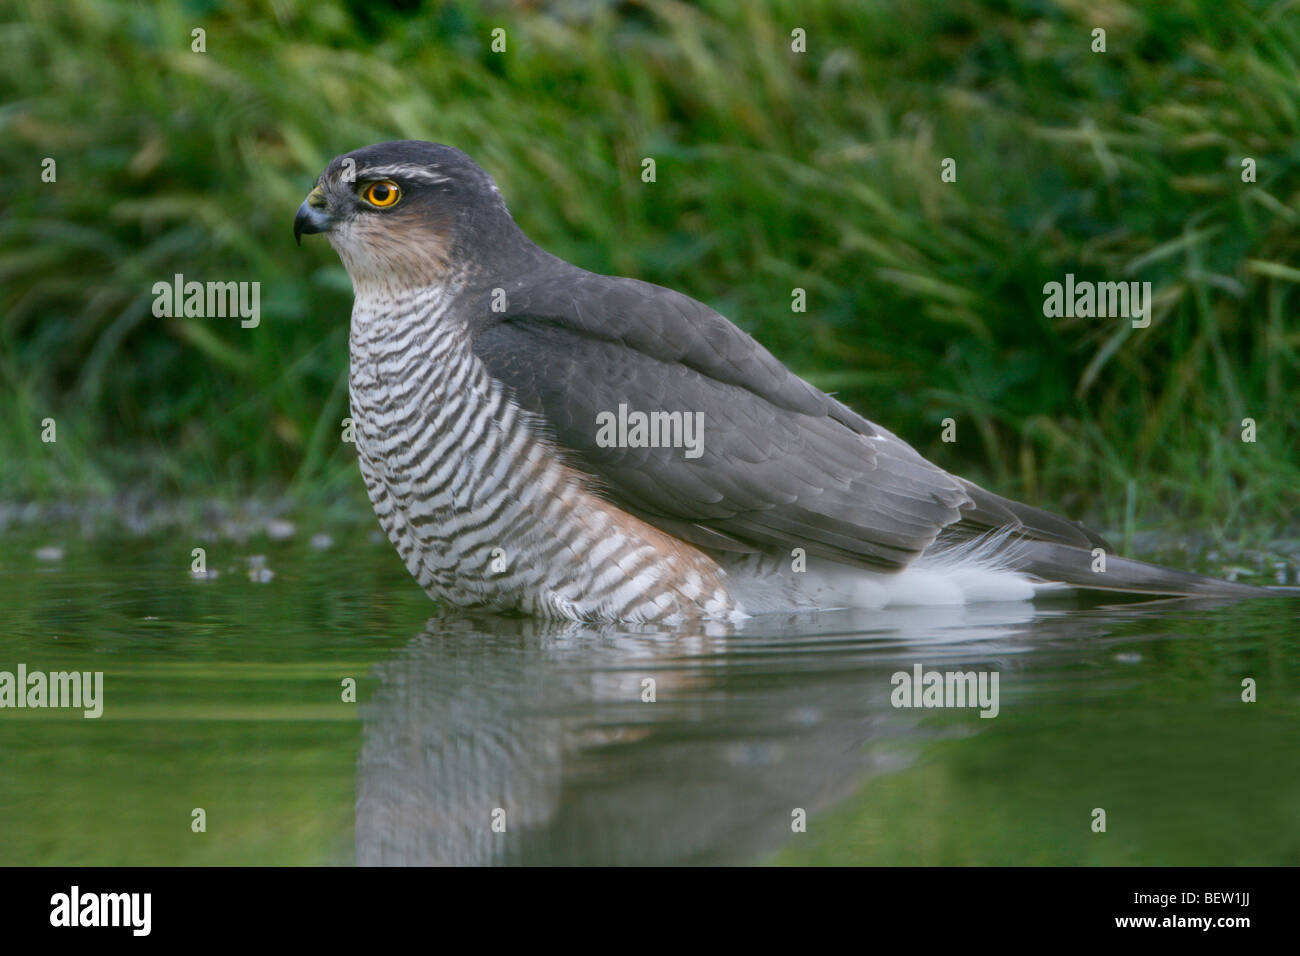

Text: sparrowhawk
xmin=294 ymin=141 xmax=1260 ymax=624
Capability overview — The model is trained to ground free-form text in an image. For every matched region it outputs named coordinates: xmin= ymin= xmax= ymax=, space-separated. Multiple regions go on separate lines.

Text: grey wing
xmin=468 ymin=270 xmax=1107 ymax=570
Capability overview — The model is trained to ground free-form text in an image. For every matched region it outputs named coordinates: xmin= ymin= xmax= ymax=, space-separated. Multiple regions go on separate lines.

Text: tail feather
xmin=1006 ymin=539 xmax=1267 ymax=598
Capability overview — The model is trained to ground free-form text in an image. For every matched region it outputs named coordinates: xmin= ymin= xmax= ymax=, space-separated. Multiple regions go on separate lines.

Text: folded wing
xmin=468 ymin=268 xmax=1116 ymax=573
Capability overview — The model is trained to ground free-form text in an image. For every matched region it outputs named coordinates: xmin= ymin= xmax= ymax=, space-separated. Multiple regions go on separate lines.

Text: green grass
xmin=1 ymin=0 xmax=1296 ymax=546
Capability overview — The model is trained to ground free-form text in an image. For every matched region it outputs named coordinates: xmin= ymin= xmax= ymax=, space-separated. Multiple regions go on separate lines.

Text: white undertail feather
xmin=721 ymin=528 xmax=1042 ymax=614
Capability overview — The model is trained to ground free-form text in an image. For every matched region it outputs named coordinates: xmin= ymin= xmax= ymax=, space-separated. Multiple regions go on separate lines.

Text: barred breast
xmin=347 ymin=285 xmax=744 ymax=624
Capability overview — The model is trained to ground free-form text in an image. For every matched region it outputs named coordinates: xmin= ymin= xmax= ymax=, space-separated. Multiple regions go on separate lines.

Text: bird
xmin=295 ymin=140 xmax=1264 ymax=624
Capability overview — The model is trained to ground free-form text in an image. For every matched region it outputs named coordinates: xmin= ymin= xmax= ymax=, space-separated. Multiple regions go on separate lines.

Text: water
xmin=1 ymin=513 xmax=1296 ymax=865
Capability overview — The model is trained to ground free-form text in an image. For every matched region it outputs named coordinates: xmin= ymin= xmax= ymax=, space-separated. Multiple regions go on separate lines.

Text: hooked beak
xmin=294 ymin=186 xmax=332 ymax=245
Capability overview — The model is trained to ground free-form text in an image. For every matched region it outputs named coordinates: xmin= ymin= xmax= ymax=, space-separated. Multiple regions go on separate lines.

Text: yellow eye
xmin=362 ymin=180 xmax=401 ymax=208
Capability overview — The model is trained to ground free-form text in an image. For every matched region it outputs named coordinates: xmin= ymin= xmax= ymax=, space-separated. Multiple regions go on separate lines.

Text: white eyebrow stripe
xmin=354 ymin=164 xmax=450 ymax=185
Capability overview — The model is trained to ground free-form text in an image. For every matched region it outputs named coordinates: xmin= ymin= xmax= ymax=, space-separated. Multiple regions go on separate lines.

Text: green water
xmin=0 ymin=513 xmax=1296 ymax=865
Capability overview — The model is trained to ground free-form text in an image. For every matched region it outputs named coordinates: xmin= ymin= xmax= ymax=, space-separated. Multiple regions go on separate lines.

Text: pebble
xmin=246 ymin=555 xmax=275 ymax=583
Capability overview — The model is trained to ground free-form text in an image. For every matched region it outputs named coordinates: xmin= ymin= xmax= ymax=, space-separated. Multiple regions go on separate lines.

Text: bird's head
xmin=294 ymin=140 xmax=525 ymax=290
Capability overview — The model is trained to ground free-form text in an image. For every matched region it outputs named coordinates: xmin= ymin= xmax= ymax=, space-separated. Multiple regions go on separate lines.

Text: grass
xmin=0 ymin=0 xmax=1296 ymax=548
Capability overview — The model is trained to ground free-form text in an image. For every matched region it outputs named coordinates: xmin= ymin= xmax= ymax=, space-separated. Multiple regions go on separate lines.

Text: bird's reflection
xmin=354 ymin=597 xmax=1230 ymax=865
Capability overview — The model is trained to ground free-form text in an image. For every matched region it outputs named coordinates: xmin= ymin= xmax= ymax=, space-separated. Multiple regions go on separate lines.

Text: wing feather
xmin=469 ymin=271 xmax=977 ymax=570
